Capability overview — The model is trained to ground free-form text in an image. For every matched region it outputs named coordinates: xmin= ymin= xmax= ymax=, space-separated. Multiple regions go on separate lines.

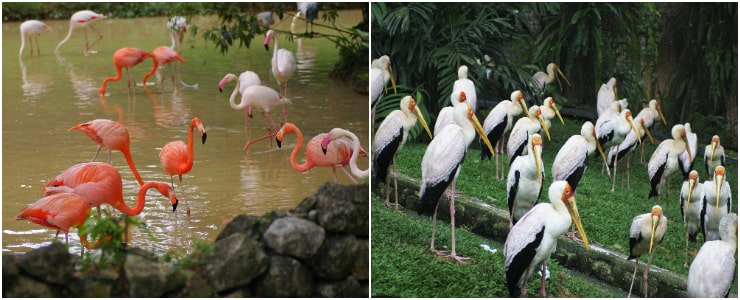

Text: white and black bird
xmin=648 ymin=124 xmax=691 ymax=209
xmin=507 ymin=105 xmax=550 ymax=165
xmin=679 ymin=122 xmax=698 ymax=179
xmin=504 ymin=181 xmax=589 ymax=298
xmin=606 ymin=115 xmax=654 ymax=191
xmin=257 ymin=11 xmax=275 ymax=28
xmin=418 ymin=103 xmax=494 ymax=263
xmin=373 ymin=96 xmax=432 ymax=211
xmin=688 ymin=213 xmax=738 ymax=298
xmin=596 ymin=77 xmax=619 ymax=116
xmin=452 ymin=65 xmax=477 ymax=113
xmin=370 ymin=55 xmax=396 ymax=107
xmin=480 ymin=90 xmax=529 ymax=179
xmin=596 ymin=107 xmax=641 ymax=180
xmin=297 ymin=2 xmax=318 ymax=37
xmin=507 ymin=134 xmax=544 ymax=226
xmin=679 ymin=170 xmax=703 ymax=267
xmin=541 ymin=97 xmax=564 ymax=128
xmin=701 ymin=166 xmax=732 ymax=242
xmin=627 ymin=205 xmax=668 ymax=298
xmin=530 ymin=63 xmax=570 ymax=98
xmin=704 ymin=135 xmax=725 ymax=178
xmin=636 ymin=99 xmax=667 ymax=163
xmin=434 ymin=90 xmax=467 ymax=137
xmin=552 ymin=121 xmax=607 ymax=192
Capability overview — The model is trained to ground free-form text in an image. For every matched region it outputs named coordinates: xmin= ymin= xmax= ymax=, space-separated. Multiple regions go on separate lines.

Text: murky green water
xmin=3 ymin=11 xmax=368 ymax=255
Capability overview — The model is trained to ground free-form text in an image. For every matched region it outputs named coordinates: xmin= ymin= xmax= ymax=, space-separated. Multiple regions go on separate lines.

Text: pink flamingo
xmin=143 ymin=46 xmax=185 ymax=87
xmin=218 ymin=73 xmax=291 ymax=151
xmin=69 ymin=119 xmax=144 ymax=186
xmin=159 ymin=117 xmax=207 ymax=215
xmin=217 ymin=71 xmax=262 ymax=128
xmin=99 ymin=47 xmax=158 ymax=95
xmin=19 ymin=20 xmax=52 ymax=58
xmin=55 ymin=10 xmax=106 ymax=55
xmin=321 ymin=128 xmax=369 ymax=181
xmin=264 ymin=30 xmax=296 ymax=98
xmin=42 ymin=162 xmax=179 ymax=215
xmin=16 ymin=192 xmax=91 ymax=245
xmin=275 ymin=123 xmax=364 ymax=183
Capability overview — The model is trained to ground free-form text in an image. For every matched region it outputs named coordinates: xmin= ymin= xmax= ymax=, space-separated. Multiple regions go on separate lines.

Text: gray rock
xmin=2 ymin=255 xmax=19 ymax=296
xmin=252 ymin=254 xmax=314 ymax=297
xmin=73 ymin=268 xmax=119 ymax=297
xmin=315 ymin=276 xmax=364 ymax=298
xmin=5 ymin=275 xmax=58 ymax=297
xmin=124 ymin=250 xmax=184 ymax=297
xmin=263 ymin=216 xmax=325 ymax=259
xmin=352 ymin=239 xmax=369 ymax=281
xmin=17 ymin=242 xmax=73 ymax=285
xmin=309 ymin=234 xmax=358 ymax=280
xmin=167 ymin=270 xmax=216 ymax=297
xmin=315 ymin=183 xmax=369 ymax=236
xmin=201 ymin=233 xmax=268 ymax=292
xmin=216 ymin=214 xmax=265 ymax=242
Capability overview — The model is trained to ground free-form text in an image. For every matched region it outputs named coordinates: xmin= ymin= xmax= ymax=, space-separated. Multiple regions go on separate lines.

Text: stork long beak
xmin=553 ymin=103 xmax=564 ymax=125
xmin=471 ymin=106 xmax=495 ymax=156
xmin=518 ymin=96 xmax=529 ymax=116
xmin=566 ymin=195 xmax=589 ymax=250
xmin=649 ymin=214 xmax=659 ymax=255
xmin=710 ymin=140 xmax=717 ymax=161
xmin=627 ymin=115 xmax=641 ymax=144
xmin=388 ymin=64 xmax=397 ymax=94
xmin=683 ymin=137 xmax=692 ymax=162
xmin=413 ymin=104 xmax=433 ymax=140
xmin=595 ymin=137 xmax=608 ymax=167
xmin=537 ymin=114 xmax=551 ymax=141
xmin=686 ymin=177 xmax=696 ymax=210
xmin=533 ymin=142 xmax=543 ymax=187
xmin=613 ymin=83 xmax=619 ymax=101
xmin=556 ymin=67 xmax=571 ymax=92
xmin=643 ymin=123 xmax=655 ymax=144
xmin=657 ymin=105 xmax=666 ymax=125
xmin=715 ymin=173 xmax=724 ymax=213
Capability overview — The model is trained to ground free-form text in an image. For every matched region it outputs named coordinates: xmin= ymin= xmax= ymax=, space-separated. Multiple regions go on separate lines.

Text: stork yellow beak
xmin=613 ymin=83 xmax=619 ymax=100
xmin=566 ymin=195 xmax=589 ymax=250
xmin=627 ymin=115 xmax=641 ymax=144
xmin=657 ymin=104 xmax=666 ymax=125
xmin=388 ymin=64 xmax=397 ymax=94
xmin=715 ymin=174 xmax=724 ymax=213
xmin=471 ymin=106 xmax=495 ymax=156
xmin=683 ymin=137 xmax=692 ymax=162
xmin=649 ymin=215 xmax=659 ymax=255
xmin=643 ymin=123 xmax=655 ymax=144
xmin=710 ymin=140 xmax=717 ymax=161
xmin=686 ymin=177 xmax=696 ymax=209
xmin=553 ymin=103 xmax=564 ymax=125
xmin=537 ymin=114 xmax=551 ymax=141
xmin=534 ymin=142 xmax=543 ymax=187
xmin=413 ymin=103 xmax=433 ymax=140
xmin=556 ymin=67 xmax=571 ymax=91
xmin=517 ymin=93 xmax=529 ymax=115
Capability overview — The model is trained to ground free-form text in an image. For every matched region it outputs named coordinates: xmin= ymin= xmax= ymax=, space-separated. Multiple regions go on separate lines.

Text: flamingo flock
xmin=15 ymin=7 xmax=369 ymax=256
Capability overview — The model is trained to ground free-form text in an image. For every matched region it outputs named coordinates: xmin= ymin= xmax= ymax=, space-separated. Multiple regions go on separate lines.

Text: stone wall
xmin=3 ymin=182 xmax=369 ymax=298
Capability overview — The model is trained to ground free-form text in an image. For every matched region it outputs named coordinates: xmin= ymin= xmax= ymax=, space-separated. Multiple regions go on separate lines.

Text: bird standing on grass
xmin=687 ymin=213 xmax=737 ymax=298
xmin=627 ymin=205 xmax=667 ymax=298
xmin=679 ymin=170 xmax=702 ymax=267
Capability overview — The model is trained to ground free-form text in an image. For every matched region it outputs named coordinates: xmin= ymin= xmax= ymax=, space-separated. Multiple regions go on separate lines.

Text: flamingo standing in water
xmin=275 ymin=123 xmax=365 ymax=183
xmin=160 ymin=117 xmax=207 ymax=215
xmin=16 ymin=193 xmax=91 ymax=245
xmin=99 ymin=48 xmax=158 ymax=95
xmin=264 ymin=30 xmax=296 ymax=99
xmin=218 ymin=71 xmax=261 ymax=128
xmin=42 ymin=162 xmax=179 ymax=215
xmin=69 ymin=119 xmax=145 ymax=186
xmin=19 ymin=20 xmax=52 ymax=58
xmin=144 ymin=46 xmax=185 ymax=88
xmin=321 ymin=127 xmax=369 ymax=180
xmin=218 ymin=73 xmax=292 ymax=150
xmin=55 ymin=10 xmax=106 ymax=55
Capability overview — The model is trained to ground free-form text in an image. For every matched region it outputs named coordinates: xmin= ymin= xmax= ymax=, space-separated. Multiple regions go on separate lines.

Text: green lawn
xmin=371 ymin=115 xmax=738 ymax=297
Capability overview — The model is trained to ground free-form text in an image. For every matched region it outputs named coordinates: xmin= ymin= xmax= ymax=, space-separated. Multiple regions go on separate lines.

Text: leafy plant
xmin=77 ymin=210 xmax=151 ymax=270
xmin=164 ymin=241 xmax=215 ymax=271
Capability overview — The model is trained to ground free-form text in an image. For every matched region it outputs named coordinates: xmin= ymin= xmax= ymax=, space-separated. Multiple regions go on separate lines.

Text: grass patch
xmin=372 ymin=116 xmax=738 ymax=295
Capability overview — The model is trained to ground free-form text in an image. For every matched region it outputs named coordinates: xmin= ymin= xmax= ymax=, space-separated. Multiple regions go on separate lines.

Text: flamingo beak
xmin=471 ymin=106 xmax=495 ymax=156
xmin=553 ymin=103 xmax=564 ymax=125
xmin=537 ymin=114 xmax=551 ymax=141
xmin=171 ymin=194 xmax=179 ymax=212
xmin=321 ymin=134 xmax=331 ymax=155
xmin=565 ymin=193 xmax=589 ymax=250
xmin=413 ymin=103 xmax=433 ymax=140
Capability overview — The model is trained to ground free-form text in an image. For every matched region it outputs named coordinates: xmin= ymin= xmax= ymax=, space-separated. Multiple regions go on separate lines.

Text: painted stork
xmin=704 ymin=135 xmax=725 ymax=178
xmin=648 ymin=124 xmax=691 ymax=209
xmin=507 ymin=105 xmax=550 ymax=165
xmin=504 ymin=181 xmax=589 ymax=297
xmin=680 ymin=170 xmax=703 ymax=267
xmin=418 ymin=103 xmax=494 ymax=263
xmin=480 ymin=90 xmax=529 ymax=179
xmin=452 ymin=65 xmax=477 ymax=113
xmin=507 ymin=134 xmax=544 ymax=226
xmin=679 ymin=123 xmax=698 ymax=179
xmin=552 ymin=121 xmax=607 ymax=192
xmin=370 ymin=55 xmax=396 ymax=107
xmin=637 ymin=99 xmax=667 ymax=163
xmin=687 ymin=213 xmax=737 ymax=298
xmin=627 ymin=205 xmax=668 ymax=298
xmin=531 ymin=63 xmax=571 ymax=95
xmin=701 ymin=166 xmax=732 ymax=242
xmin=596 ymin=77 xmax=619 ymax=116
xmin=434 ymin=90 xmax=467 ymax=136
xmin=605 ymin=115 xmax=654 ymax=191
xmin=373 ymin=96 xmax=432 ymax=212
xmin=596 ymin=108 xmax=641 ymax=180
xmin=541 ymin=97 xmax=564 ymax=128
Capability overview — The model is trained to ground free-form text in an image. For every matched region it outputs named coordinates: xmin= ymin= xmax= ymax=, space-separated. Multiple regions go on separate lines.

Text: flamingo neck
xmin=287 ymin=125 xmax=313 ymax=172
xmin=228 ymin=78 xmax=249 ymax=110
xmin=347 ymin=134 xmax=369 ymax=179
xmin=113 ymin=182 xmax=159 ymax=216
xmin=55 ymin=25 xmax=76 ymax=52
xmin=186 ymin=120 xmax=197 ymax=168
xmin=141 ymin=53 xmax=159 ymax=85
xmin=19 ymin=31 xmax=26 ymax=57
xmin=100 ymin=65 xmax=123 ymax=94
xmin=121 ymin=148 xmax=144 ymax=186
xmin=273 ymin=35 xmax=282 ymax=73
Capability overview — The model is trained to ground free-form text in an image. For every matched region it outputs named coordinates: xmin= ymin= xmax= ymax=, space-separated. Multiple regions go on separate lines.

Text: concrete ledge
xmin=372 ymin=173 xmax=737 ymax=298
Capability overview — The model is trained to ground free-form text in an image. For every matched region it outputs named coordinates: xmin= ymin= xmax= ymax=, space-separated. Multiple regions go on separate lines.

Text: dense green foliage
xmin=2 ymin=2 xmax=216 ymax=21
xmin=371 ymin=3 xmax=737 ymax=148
xmin=371 ymin=115 xmax=738 ymax=296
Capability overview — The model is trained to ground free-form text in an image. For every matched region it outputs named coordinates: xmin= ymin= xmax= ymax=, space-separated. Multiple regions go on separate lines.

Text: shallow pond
xmin=3 ymin=10 xmax=369 ymax=255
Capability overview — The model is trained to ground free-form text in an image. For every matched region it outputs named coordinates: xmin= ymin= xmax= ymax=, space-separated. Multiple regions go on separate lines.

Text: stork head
xmin=550 ymin=63 xmax=571 ymax=91
xmin=531 ymin=134 xmax=544 ymax=187
xmin=650 ymin=99 xmax=667 ymax=125
xmin=585 ymin=121 xmax=608 ymax=165
xmin=531 ymin=106 xmax=551 ymax=141
xmin=686 ymin=170 xmax=698 ymax=208
xmin=555 ymin=181 xmax=589 ymax=250
xmin=458 ymin=65 xmax=469 ymax=79
xmin=545 ymin=97 xmax=564 ymax=125
xmin=512 ymin=90 xmax=528 ymax=115
xmin=403 ymin=96 xmax=433 ymax=140
xmin=623 ymin=110 xmax=641 ymax=144
xmin=649 ymin=205 xmax=663 ymax=255
xmin=710 ymin=135 xmax=720 ymax=161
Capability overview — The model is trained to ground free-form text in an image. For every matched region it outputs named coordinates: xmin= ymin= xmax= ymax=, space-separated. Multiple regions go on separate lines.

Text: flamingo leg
xmin=338 ymin=165 xmax=358 ymax=184
xmin=85 ymin=25 xmax=103 ymax=54
xmin=92 ymin=145 xmax=103 ymax=162
xmin=259 ymin=110 xmax=275 ymax=149
xmin=243 ymin=131 xmax=277 ymax=151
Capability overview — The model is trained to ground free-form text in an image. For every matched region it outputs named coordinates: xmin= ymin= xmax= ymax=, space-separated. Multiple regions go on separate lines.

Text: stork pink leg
xmin=540 ymin=261 xmax=548 ymax=297
xmin=430 ymin=202 xmax=448 ymax=255
xmin=448 ymin=179 xmax=469 ymax=263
